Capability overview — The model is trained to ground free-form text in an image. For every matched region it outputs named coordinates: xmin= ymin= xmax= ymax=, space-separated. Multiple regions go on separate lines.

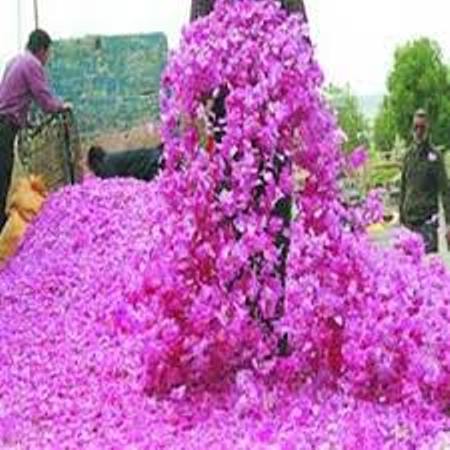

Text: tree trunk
xmin=190 ymin=0 xmax=307 ymax=22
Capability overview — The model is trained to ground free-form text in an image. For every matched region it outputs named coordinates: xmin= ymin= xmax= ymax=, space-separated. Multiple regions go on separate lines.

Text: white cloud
xmin=308 ymin=0 xmax=450 ymax=94
xmin=0 ymin=0 xmax=190 ymax=71
xmin=1 ymin=0 xmax=450 ymax=95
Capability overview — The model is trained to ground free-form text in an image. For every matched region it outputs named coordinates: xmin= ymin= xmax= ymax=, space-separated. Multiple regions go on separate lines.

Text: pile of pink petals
xmin=0 ymin=178 xmax=446 ymax=448
xmin=0 ymin=0 xmax=449 ymax=448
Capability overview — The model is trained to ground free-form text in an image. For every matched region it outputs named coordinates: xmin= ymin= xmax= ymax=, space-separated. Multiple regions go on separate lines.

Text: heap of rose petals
xmin=0 ymin=0 xmax=448 ymax=448
xmin=135 ymin=0 xmax=450 ymax=416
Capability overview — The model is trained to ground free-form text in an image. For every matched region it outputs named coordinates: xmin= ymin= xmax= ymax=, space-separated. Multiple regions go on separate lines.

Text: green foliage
xmin=366 ymin=162 xmax=401 ymax=189
xmin=433 ymin=94 xmax=450 ymax=148
xmin=373 ymin=97 xmax=397 ymax=153
xmin=326 ymin=84 xmax=369 ymax=153
xmin=386 ymin=38 xmax=449 ymax=146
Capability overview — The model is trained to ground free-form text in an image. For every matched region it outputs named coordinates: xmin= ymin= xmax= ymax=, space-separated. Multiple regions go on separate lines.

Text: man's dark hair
xmin=87 ymin=146 xmax=106 ymax=175
xmin=26 ymin=29 xmax=52 ymax=54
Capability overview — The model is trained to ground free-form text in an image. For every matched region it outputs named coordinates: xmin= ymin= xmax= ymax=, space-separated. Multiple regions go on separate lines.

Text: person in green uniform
xmin=399 ymin=109 xmax=450 ymax=253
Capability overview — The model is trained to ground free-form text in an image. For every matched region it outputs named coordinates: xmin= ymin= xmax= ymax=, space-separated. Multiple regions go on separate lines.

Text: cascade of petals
xmin=129 ymin=0 xmax=450 ymax=414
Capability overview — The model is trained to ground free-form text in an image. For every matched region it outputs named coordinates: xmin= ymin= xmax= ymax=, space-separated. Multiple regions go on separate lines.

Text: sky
xmin=1 ymin=0 xmax=450 ymax=96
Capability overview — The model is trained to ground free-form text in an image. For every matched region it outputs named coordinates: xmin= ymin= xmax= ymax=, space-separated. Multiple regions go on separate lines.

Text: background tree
xmin=373 ymin=97 xmax=397 ymax=154
xmin=385 ymin=38 xmax=449 ymax=146
xmin=433 ymin=92 xmax=450 ymax=148
xmin=326 ymin=84 xmax=369 ymax=153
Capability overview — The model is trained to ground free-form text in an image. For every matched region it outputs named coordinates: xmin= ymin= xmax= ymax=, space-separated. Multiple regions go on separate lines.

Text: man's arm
xmin=24 ymin=59 xmax=65 ymax=114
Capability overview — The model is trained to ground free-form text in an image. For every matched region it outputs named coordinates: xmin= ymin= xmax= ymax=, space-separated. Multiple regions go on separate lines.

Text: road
xmin=368 ymin=223 xmax=450 ymax=267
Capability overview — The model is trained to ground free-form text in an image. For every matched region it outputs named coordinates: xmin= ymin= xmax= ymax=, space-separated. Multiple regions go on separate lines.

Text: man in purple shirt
xmin=0 ymin=29 xmax=70 ymax=231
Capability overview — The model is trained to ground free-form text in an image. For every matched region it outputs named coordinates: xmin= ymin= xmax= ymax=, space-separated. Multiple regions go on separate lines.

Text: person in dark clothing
xmin=0 ymin=29 xmax=70 ymax=231
xmin=399 ymin=109 xmax=450 ymax=253
xmin=0 ymin=121 xmax=18 ymax=230
xmin=87 ymin=144 xmax=164 ymax=182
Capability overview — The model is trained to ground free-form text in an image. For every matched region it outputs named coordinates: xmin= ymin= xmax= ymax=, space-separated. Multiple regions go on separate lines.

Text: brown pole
xmin=17 ymin=0 xmax=23 ymax=50
xmin=33 ymin=0 xmax=39 ymax=29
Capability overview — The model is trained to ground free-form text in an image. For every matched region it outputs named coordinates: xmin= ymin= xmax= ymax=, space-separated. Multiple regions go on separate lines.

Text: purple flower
xmin=347 ymin=146 xmax=368 ymax=170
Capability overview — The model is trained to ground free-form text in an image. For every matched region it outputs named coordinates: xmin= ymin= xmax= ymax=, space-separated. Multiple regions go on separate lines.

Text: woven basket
xmin=17 ymin=112 xmax=83 ymax=192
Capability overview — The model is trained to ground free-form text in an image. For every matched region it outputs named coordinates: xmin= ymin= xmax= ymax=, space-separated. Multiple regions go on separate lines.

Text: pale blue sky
xmin=1 ymin=0 xmax=450 ymax=96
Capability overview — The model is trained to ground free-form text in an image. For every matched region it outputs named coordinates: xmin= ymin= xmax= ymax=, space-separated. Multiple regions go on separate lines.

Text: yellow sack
xmin=366 ymin=222 xmax=386 ymax=234
xmin=0 ymin=175 xmax=47 ymax=264
xmin=367 ymin=212 xmax=399 ymax=235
